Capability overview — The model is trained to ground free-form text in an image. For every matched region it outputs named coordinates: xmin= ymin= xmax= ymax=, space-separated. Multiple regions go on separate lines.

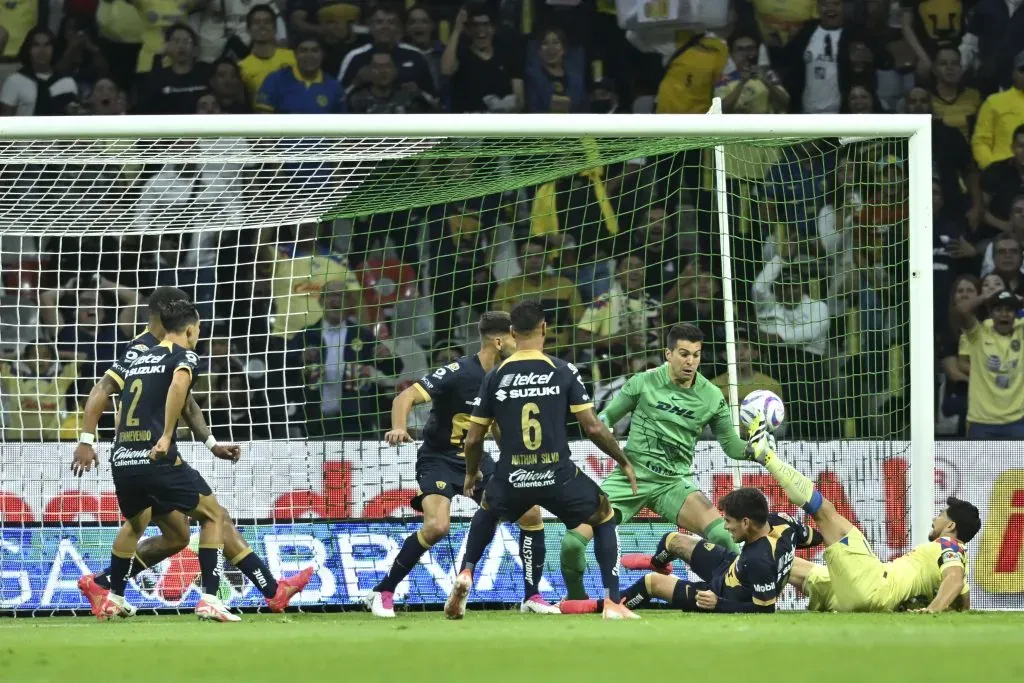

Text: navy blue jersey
xmin=413 ymin=354 xmax=487 ymax=467
xmin=712 ymin=512 xmax=820 ymax=612
xmin=105 ymin=330 xmax=160 ymax=390
xmin=471 ymin=350 xmax=592 ymax=487
xmin=110 ymin=343 xmax=199 ymax=477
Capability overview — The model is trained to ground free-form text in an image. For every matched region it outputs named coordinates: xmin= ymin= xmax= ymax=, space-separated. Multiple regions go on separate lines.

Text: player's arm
xmin=597 ymin=374 xmax=640 ymax=430
xmin=921 ymin=565 xmax=967 ymax=613
xmin=181 ymin=394 xmax=240 ymax=462
xmin=150 ymin=369 xmax=191 ymax=461
xmin=463 ymin=421 xmax=488 ymax=496
xmin=386 ymin=383 xmax=429 ymax=445
xmin=708 ymin=395 xmax=747 ymax=460
xmin=576 ymin=407 xmax=637 ymax=494
xmin=697 ymin=558 xmax=777 ymax=614
xmin=71 ymin=373 xmax=122 ymax=476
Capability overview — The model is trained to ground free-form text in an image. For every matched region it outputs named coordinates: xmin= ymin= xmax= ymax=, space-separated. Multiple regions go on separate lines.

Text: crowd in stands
xmin=0 ymin=0 xmax=1023 ymax=442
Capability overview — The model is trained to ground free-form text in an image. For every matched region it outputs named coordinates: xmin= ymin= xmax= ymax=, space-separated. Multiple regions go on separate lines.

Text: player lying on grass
xmin=560 ymin=487 xmax=821 ymax=614
xmin=746 ymin=413 xmax=980 ymax=612
xmin=366 ymin=312 xmax=554 ymax=618
xmin=560 ymin=323 xmax=751 ymax=600
xmin=444 ymin=301 xmax=640 ymax=620
xmin=72 ymin=289 xmax=310 ymax=619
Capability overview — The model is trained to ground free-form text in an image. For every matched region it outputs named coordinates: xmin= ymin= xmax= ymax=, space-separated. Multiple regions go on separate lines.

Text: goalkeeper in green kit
xmin=560 ymin=323 xmax=749 ymax=599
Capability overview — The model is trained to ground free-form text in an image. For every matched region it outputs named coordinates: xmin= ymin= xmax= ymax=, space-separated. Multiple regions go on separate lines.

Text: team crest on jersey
xmin=185 ymin=351 xmax=199 ymax=365
xmin=703 ymin=542 xmax=715 ymax=552
xmin=435 ymin=481 xmax=447 ymax=490
xmin=446 ymin=362 xmax=460 ymax=372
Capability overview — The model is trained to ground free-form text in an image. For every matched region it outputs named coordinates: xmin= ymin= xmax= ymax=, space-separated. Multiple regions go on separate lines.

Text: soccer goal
xmin=0 ymin=111 xmax=936 ymax=613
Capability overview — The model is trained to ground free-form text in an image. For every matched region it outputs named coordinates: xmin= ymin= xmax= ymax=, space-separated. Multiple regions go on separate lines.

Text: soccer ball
xmin=739 ymin=390 xmax=784 ymax=433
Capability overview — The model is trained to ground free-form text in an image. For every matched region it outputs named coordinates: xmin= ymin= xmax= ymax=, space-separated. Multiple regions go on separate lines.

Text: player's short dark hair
xmin=509 ymin=300 xmax=546 ymax=334
xmin=159 ymin=299 xmax=199 ymax=333
xmin=246 ymin=4 xmax=277 ymax=27
xmin=666 ymin=323 xmax=703 ymax=349
xmin=717 ymin=487 xmax=769 ymax=525
xmin=148 ymin=287 xmax=189 ymax=316
xmin=478 ymin=311 xmax=511 ymax=338
xmin=945 ymin=496 xmax=981 ymax=543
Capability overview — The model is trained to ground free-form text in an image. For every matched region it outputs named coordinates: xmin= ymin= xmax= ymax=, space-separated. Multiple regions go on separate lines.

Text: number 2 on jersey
xmin=521 ymin=402 xmax=542 ymax=450
xmin=124 ymin=379 xmax=143 ymax=427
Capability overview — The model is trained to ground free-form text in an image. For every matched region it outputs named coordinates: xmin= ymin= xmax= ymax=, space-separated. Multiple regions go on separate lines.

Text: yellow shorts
xmin=819 ymin=528 xmax=888 ymax=612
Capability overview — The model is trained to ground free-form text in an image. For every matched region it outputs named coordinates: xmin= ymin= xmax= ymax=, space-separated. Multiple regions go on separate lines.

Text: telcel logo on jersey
xmin=511 ymin=372 xmax=554 ymax=386
xmin=508 ymin=469 xmax=556 ymax=488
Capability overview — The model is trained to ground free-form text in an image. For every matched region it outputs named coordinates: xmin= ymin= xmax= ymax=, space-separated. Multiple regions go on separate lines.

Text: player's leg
xmin=90 ymin=510 xmax=191 ymax=591
xmin=221 ymin=512 xmax=311 ymax=612
xmin=559 ymin=466 xmax=646 ymax=600
xmin=581 ymin=490 xmax=639 ymax=620
xmin=370 ymin=493 xmax=452 ymax=618
xmin=187 ymin=492 xmax=240 ymax=622
xmin=675 ymin=489 xmax=740 ymax=554
xmin=516 ymin=506 xmax=558 ymax=613
xmin=445 ymin=488 xmax=510 ymax=620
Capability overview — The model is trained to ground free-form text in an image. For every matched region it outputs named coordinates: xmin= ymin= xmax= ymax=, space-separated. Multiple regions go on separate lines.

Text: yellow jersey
xmin=655 ymin=33 xmax=728 ymax=115
xmin=0 ymin=362 xmax=78 ymax=441
xmin=0 ymin=0 xmax=38 ymax=58
xmin=239 ymin=48 xmax=297 ymax=105
xmin=882 ymin=537 xmax=969 ymax=610
xmin=959 ymin=318 xmax=1024 ymax=425
xmin=931 ymin=87 xmax=981 ymax=142
xmin=972 ymin=88 xmax=1024 ymax=169
xmin=577 ymin=285 xmax=652 ymax=339
xmin=268 ymin=246 xmax=360 ymax=339
xmin=751 ymin=0 xmax=816 ymax=47
xmin=135 ymin=0 xmax=189 ymax=72
xmin=493 ymin=274 xmax=583 ymax=350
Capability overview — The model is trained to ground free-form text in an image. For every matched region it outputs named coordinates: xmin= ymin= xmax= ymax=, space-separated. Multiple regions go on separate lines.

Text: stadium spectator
xmin=525 ymin=26 xmax=587 ymax=114
xmin=301 ymin=279 xmax=404 ymax=438
xmin=763 ymin=141 xmax=833 ymax=238
xmin=980 ymin=125 xmax=1024 ymax=233
xmin=289 ymin=0 xmax=358 ymax=48
xmin=92 ymin=0 xmax=144 ymax=90
xmin=316 ymin=5 xmax=361 ymax=77
xmin=716 ymin=25 xmax=789 ymax=114
xmin=663 ymin=257 xmax=727 ymax=377
xmin=0 ymin=0 xmax=39 ymax=85
xmin=50 ymin=283 xmax=126 ymax=404
xmin=257 ymin=36 xmax=343 ymax=114
xmin=194 ymin=0 xmax=286 ymax=63
xmin=576 ymin=253 xmax=661 ymax=374
xmin=337 ymin=3 xmax=436 ymax=102
xmin=654 ymin=28 xmax=728 ymax=114
xmin=983 ymin=236 xmax=1024 ymax=296
xmin=624 ymin=203 xmax=685 ymax=300
xmin=441 ymin=3 xmax=523 ymax=114
xmin=54 ymin=15 xmax=109 ymax=94
xmin=981 ymin=196 xmax=1024 ymax=278
xmin=137 ymin=24 xmax=210 ymax=115
xmin=347 ymin=48 xmax=432 ymax=114
xmin=0 ymin=342 xmax=77 ymax=441
xmin=841 ymin=82 xmax=883 ymax=113
xmin=959 ymin=0 xmax=1024 ymax=95
xmin=956 ymin=290 xmax=1024 ymax=438
xmin=937 ymin=274 xmax=981 ymax=436
xmin=134 ymin=0 xmax=200 ymax=74
xmin=711 ymin=327 xmax=784 ymax=404
xmin=752 ymin=256 xmax=832 ymax=438
xmin=206 ymin=373 xmax=276 ymax=441
xmin=781 ymin=0 xmax=870 ymax=114
xmin=982 ymin=272 xmax=1009 ymax=299
xmin=589 ymin=77 xmax=619 ymax=114
xmin=492 ymin=237 xmax=583 ymax=354
xmin=901 ymin=0 xmax=967 ymax=80
xmin=933 ymin=180 xmax=977 ymax=335
xmin=972 ymin=54 xmax=1024 ymax=169
xmin=84 ymin=77 xmax=127 ymax=115
xmin=737 ymin=0 xmax=816 ymax=66
xmin=236 ymin=5 xmax=297 ymax=105
xmin=929 ymin=45 xmax=982 ymax=144
xmin=404 ymin=3 xmax=444 ymax=95
xmin=0 ymin=27 xmax=78 ymax=116
xmin=208 ymin=58 xmax=250 ymax=113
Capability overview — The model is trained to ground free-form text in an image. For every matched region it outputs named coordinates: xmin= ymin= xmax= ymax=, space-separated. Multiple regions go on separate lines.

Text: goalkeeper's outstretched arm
xmin=597 ymin=377 xmax=639 ymax=429
xmin=708 ymin=396 xmax=749 ymax=460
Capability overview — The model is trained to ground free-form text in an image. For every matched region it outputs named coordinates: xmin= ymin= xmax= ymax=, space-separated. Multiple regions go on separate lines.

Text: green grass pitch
xmin=2 ymin=611 xmax=1023 ymax=683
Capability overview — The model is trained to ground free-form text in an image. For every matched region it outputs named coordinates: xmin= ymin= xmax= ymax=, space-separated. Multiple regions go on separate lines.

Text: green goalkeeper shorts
xmin=599 ymin=465 xmax=701 ymax=525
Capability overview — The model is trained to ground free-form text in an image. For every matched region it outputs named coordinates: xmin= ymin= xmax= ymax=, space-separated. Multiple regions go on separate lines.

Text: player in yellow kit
xmin=747 ymin=414 xmax=981 ymax=612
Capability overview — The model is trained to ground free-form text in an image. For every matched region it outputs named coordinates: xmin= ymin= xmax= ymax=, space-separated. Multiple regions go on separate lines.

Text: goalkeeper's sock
xmin=763 ymin=452 xmax=822 ymax=514
xmin=460 ymin=507 xmax=500 ymax=574
xmin=703 ymin=517 xmax=741 ymax=554
xmin=231 ymin=548 xmax=279 ymax=599
xmin=518 ymin=525 xmax=545 ymax=600
xmin=622 ymin=574 xmax=653 ymax=610
xmin=374 ymin=531 xmax=431 ymax=593
xmin=197 ymin=545 xmax=224 ymax=596
xmin=94 ymin=552 xmax=148 ymax=590
xmin=592 ymin=519 xmax=621 ymax=603
xmin=559 ymin=530 xmax=590 ymax=600
xmin=107 ymin=551 xmax=135 ymax=597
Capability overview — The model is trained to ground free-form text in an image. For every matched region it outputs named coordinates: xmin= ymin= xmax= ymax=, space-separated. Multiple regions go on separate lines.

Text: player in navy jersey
xmin=74 ymin=288 xmax=310 ymax=619
xmin=366 ymin=312 xmax=556 ymax=617
xmin=561 ymin=487 xmax=821 ymax=614
xmin=445 ymin=301 xmax=640 ymax=620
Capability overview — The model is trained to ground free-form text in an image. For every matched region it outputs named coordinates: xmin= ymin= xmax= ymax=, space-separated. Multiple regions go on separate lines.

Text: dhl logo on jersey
xmin=976 ymin=470 xmax=1024 ymax=593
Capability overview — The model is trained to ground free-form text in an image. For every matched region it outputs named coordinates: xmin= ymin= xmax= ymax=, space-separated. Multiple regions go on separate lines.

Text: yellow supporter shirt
xmin=135 ymin=0 xmax=189 ymax=72
xmin=239 ymin=48 xmax=297 ymax=105
xmin=577 ymin=285 xmax=649 ymax=339
xmin=0 ymin=362 xmax=78 ymax=441
xmin=972 ymin=88 xmax=1024 ymax=169
xmin=751 ymin=0 xmax=816 ymax=47
xmin=267 ymin=246 xmax=360 ymax=339
xmin=711 ymin=371 xmax=783 ymax=404
xmin=959 ymin=318 xmax=1024 ymax=425
xmin=493 ymin=274 xmax=583 ymax=349
xmin=882 ymin=537 xmax=969 ymax=610
xmin=932 ymin=87 xmax=981 ymax=142
xmin=655 ymin=33 xmax=728 ymax=114
xmin=0 ymin=0 xmax=37 ymax=58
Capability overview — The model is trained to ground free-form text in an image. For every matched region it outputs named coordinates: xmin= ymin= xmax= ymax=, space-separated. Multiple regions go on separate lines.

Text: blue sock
xmin=592 ymin=520 xmax=621 ymax=602
xmin=460 ymin=507 xmax=500 ymax=573
xmin=803 ymin=490 xmax=823 ymax=515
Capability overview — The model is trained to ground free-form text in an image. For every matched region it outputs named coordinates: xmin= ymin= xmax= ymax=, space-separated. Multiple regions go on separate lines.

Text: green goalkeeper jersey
xmin=599 ymin=364 xmax=747 ymax=478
